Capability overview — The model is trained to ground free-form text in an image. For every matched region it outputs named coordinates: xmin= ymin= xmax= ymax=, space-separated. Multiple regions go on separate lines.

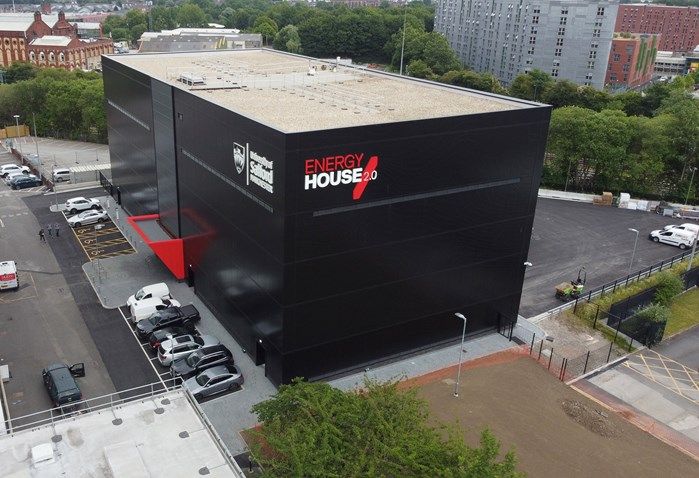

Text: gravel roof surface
xmin=108 ymin=49 xmax=529 ymax=133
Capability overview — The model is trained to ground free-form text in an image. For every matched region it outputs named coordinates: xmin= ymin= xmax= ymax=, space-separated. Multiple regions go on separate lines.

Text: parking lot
xmin=520 ymin=198 xmax=693 ymax=317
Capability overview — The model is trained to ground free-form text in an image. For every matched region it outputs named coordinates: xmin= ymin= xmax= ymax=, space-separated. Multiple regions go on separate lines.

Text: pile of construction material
xmin=592 ymin=191 xmax=613 ymax=206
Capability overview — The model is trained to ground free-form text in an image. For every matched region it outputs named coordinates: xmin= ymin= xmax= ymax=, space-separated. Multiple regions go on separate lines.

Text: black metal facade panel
xmin=172 ymin=89 xmax=286 ymax=377
xmin=104 ymin=57 xmax=550 ymax=385
xmin=151 ymin=79 xmax=179 ymax=237
xmin=103 ymin=57 xmax=158 ymax=216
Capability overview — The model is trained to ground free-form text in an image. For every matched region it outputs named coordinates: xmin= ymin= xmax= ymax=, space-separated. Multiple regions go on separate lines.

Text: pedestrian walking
xmin=46 ymin=224 xmax=52 ymax=237
xmin=54 ymin=223 xmax=60 ymax=237
xmin=38 ymin=228 xmax=45 ymax=242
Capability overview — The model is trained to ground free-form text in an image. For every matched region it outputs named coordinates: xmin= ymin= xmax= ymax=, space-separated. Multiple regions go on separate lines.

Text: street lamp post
xmin=398 ymin=5 xmax=407 ymax=75
xmin=13 ymin=115 xmax=22 ymax=155
xmin=685 ymin=167 xmax=697 ymax=206
xmin=453 ymin=312 xmax=467 ymax=398
xmin=628 ymin=228 xmax=639 ymax=277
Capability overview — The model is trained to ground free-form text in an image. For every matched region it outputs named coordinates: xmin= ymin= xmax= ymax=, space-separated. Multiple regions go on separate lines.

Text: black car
xmin=148 ymin=326 xmax=199 ymax=350
xmin=10 ymin=175 xmax=42 ymax=190
xmin=170 ymin=344 xmax=233 ymax=380
xmin=42 ymin=362 xmax=85 ymax=410
xmin=136 ymin=304 xmax=200 ymax=339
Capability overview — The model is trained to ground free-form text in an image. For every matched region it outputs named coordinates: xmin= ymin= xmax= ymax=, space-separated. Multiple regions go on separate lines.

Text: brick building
xmin=605 ymin=32 xmax=658 ymax=90
xmin=615 ymin=4 xmax=699 ymax=53
xmin=0 ymin=11 xmax=112 ymax=70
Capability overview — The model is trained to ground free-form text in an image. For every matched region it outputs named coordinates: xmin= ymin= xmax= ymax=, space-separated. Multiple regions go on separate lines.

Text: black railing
xmin=99 ymin=172 xmax=120 ymax=205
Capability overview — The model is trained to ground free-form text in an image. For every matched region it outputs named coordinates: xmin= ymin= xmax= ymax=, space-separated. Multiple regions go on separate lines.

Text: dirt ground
xmin=408 ymin=351 xmax=697 ymax=478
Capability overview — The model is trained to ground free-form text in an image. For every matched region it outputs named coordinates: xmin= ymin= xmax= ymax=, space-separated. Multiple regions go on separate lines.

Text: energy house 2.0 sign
xmin=304 ymin=153 xmax=379 ymax=200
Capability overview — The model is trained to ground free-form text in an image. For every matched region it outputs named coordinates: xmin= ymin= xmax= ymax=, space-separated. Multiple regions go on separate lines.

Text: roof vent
xmin=31 ymin=443 xmax=56 ymax=467
xmin=178 ymin=72 xmax=206 ymax=86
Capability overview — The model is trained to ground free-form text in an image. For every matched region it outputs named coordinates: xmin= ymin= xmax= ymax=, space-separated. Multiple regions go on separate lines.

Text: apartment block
xmin=605 ymin=32 xmax=658 ymax=90
xmin=435 ymin=0 xmax=619 ymax=88
xmin=615 ymin=4 xmax=699 ymax=53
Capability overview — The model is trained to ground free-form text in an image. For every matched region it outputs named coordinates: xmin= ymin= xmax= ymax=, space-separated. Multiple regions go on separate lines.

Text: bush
xmin=626 ymin=304 xmax=669 ymax=346
xmin=653 ymin=271 xmax=684 ymax=306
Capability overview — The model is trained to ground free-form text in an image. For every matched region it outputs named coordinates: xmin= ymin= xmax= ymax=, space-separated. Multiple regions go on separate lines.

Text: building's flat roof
xmin=107 ymin=49 xmax=530 ymax=133
xmin=30 ymin=35 xmax=72 ymax=46
xmin=0 ymin=13 xmax=59 ymax=32
xmin=0 ymin=389 xmax=243 ymax=477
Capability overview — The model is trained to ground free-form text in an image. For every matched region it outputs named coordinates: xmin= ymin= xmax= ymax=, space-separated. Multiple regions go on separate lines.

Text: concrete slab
xmin=0 ymin=389 xmax=243 ymax=477
xmin=588 ymin=365 xmax=699 ymax=443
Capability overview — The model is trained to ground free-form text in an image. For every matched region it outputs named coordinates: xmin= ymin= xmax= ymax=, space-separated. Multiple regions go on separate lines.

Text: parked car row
xmin=128 ymin=283 xmax=243 ymax=400
xmin=648 ymin=223 xmax=699 ymax=250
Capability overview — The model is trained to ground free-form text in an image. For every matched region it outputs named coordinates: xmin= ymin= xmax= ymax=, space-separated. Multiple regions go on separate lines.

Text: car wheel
xmin=679 ymin=244 xmax=687 ymax=250
xmin=74 ymin=222 xmax=81 ymax=227
xmin=652 ymin=237 xmax=659 ymax=243
xmin=91 ymin=204 xmax=99 ymax=209
xmin=98 ymin=217 xmax=105 ymax=222
xmin=183 ymin=320 xmax=193 ymax=330
xmin=70 ymin=208 xmax=77 ymax=214
xmin=228 ymin=383 xmax=241 ymax=392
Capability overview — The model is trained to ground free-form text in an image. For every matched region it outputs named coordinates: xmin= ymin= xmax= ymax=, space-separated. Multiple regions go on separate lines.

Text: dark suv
xmin=170 ymin=344 xmax=233 ymax=380
xmin=42 ymin=362 xmax=85 ymax=411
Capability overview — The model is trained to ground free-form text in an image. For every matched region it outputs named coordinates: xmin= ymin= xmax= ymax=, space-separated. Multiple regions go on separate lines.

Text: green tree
xmin=653 ymin=271 xmax=685 ymax=306
xmin=273 ymin=24 xmax=301 ymax=53
xmin=250 ymin=378 xmax=523 ymax=477
xmin=541 ymin=80 xmax=579 ymax=108
xmin=509 ymin=69 xmax=553 ymax=101
xmin=176 ymin=3 xmax=208 ymax=28
xmin=440 ymin=69 xmax=506 ymax=94
xmin=252 ymin=15 xmax=278 ymax=45
xmin=3 ymin=62 xmax=37 ymax=83
xmin=150 ymin=5 xmax=178 ymax=31
xmin=407 ymin=59 xmax=434 ymax=79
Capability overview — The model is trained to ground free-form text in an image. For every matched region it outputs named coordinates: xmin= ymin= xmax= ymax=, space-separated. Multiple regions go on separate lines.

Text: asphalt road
xmin=24 ymin=187 xmax=160 ymax=400
xmin=0 ymin=156 xmax=115 ymax=426
xmin=655 ymin=325 xmax=699 ymax=371
xmin=519 ymin=198 xmax=693 ymax=317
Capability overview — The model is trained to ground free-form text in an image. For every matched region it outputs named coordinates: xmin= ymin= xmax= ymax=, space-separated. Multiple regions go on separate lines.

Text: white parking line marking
xmin=0 ymin=218 xmax=3 ymax=228
xmin=117 ymin=306 xmax=167 ymax=389
xmin=159 ymin=372 xmax=171 ymax=377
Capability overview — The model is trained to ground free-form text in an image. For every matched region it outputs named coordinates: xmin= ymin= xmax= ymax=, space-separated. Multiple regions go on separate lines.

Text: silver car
xmin=157 ymin=334 xmax=219 ymax=366
xmin=67 ymin=209 xmax=109 ymax=227
xmin=184 ymin=364 xmax=243 ymax=400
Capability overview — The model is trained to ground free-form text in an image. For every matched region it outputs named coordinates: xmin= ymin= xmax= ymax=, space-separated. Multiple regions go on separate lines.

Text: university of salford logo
xmin=304 ymin=153 xmax=379 ymax=200
xmin=233 ymin=143 xmax=245 ymax=174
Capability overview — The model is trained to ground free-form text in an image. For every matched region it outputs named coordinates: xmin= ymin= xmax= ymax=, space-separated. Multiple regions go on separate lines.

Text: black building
xmin=103 ymin=50 xmax=550 ymax=386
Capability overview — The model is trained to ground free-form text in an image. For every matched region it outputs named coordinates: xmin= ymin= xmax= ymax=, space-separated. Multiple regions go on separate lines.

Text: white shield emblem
xmin=234 ymin=143 xmax=245 ymax=174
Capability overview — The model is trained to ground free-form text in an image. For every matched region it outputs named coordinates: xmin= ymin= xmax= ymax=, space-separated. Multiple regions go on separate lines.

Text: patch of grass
xmin=667 ymin=287 xmax=699 ymax=337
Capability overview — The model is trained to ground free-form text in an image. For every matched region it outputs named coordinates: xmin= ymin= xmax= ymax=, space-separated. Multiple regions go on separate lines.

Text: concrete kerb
xmin=565 ymin=352 xmax=637 ymax=386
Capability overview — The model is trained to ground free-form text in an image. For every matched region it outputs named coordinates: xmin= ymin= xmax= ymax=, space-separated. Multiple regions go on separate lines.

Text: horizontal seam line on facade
xmin=283 ymin=292 xmax=518 ymax=355
xmin=290 ymin=212 xmax=535 ymax=265
xmin=287 ymin=250 xmax=525 ymax=308
xmin=285 ymin=118 xmax=549 ymax=150
xmin=312 ymin=177 xmax=520 ymax=217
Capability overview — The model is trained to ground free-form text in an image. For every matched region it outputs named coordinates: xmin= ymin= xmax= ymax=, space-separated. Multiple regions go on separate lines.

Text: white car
xmin=157 ymin=335 xmax=219 ymax=366
xmin=130 ymin=297 xmax=181 ymax=323
xmin=127 ymin=282 xmax=171 ymax=307
xmin=67 ymin=209 xmax=109 ymax=228
xmin=0 ymin=164 xmax=30 ymax=178
xmin=65 ymin=197 xmax=101 ymax=214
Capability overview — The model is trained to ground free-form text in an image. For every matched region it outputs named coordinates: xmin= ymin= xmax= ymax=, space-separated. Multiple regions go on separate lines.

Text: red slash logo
xmin=352 ymin=155 xmax=378 ymax=201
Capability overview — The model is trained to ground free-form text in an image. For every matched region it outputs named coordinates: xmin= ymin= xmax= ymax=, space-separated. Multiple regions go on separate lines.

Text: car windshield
xmin=146 ymin=313 xmax=161 ymax=325
xmin=135 ymin=288 xmax=146 ymax=300
xmin=186 ymin=352 xmax=202 ymax=366
xmin=195 ymin=372 xmax=211 ymax=386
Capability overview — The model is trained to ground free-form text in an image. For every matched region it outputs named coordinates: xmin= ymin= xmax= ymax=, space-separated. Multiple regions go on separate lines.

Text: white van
xmin=649 ymin=229 xmax=696 ymax=250
xmin=666 ymin=223 xmax=699 ymax=236
xmin=0 ymin=261 xmax=19 ymax=291
xmin=127 ymin=282 xmax=171 ymax=308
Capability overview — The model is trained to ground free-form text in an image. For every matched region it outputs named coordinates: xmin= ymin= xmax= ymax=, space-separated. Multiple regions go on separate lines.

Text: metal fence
xmin=500 ymin=314 xmax=632 ymax=382
xmin=99 ymin=171 xmax=121 ymax=205
xmin=533 ymin=249 xmax=697 ymax=322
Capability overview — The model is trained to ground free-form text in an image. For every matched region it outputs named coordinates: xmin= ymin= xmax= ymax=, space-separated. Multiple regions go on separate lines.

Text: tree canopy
xmin=250 ymin=378 xmax=523 ymax=478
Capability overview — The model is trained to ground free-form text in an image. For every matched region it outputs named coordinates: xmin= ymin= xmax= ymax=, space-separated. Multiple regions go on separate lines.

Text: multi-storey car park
xmin=102 ymin=49 xmax=550 ymax=386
